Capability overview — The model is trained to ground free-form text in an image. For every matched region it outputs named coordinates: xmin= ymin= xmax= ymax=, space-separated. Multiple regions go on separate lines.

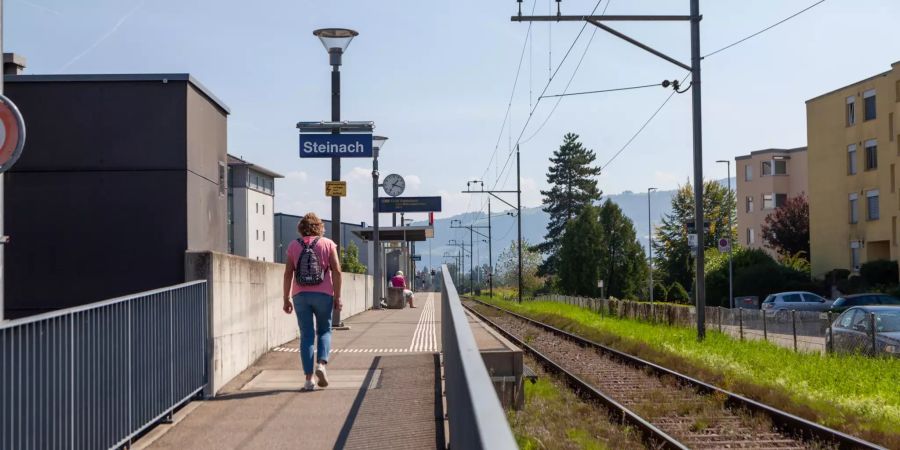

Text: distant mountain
xmin=415 ymin=178 xmax=734 ymax=270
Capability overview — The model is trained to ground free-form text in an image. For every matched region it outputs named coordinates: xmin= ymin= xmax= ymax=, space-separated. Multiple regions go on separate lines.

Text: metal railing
xmin=0 ymin=281 xmax=208 ymax=450
xmin=440 ymin=265 xmax=517 ymax=450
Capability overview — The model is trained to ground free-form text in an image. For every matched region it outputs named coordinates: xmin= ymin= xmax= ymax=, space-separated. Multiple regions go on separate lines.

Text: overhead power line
xmin=541 ymin=82 xmax=661 ymax=99
xmin=703 ymin=0 xmax=827 ymax=59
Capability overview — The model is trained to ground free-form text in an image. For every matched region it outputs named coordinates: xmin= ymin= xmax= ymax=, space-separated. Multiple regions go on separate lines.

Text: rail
xmin=0 ymin=281 xmax=208 ymax=450
xmin=440 ymin=265 xmax=517 ymax=450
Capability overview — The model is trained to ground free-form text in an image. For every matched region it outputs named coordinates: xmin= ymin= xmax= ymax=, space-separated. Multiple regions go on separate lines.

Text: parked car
xmin=826 ymin=306 xmax=900 ymax=357
xmin=761 ymin=291 xmax=833 ymax=320
xmin=828 ymin=293 xmax=900 ymax=313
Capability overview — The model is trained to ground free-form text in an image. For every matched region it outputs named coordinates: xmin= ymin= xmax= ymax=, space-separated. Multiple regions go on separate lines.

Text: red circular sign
xmin=0 ymin=93 xmax=26 ymax=173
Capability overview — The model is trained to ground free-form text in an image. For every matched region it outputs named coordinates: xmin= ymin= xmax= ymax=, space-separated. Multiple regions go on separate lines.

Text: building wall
xmin=735 ymin=148 xmax=808 ymax=256
xmin=807 ymin=62 xmax=900 ymax=277
xmin=244 ymin=188 xmax=274 ymax=261
xmin=186 ymin=84 xmax=228 ymax=253
xmin=3 ymin=76 xmax=227 ymax=317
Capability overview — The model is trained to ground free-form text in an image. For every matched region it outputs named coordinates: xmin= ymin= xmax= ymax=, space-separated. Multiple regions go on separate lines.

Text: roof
xmin=844 ymin=305 xmax=900 ymax=312
xmin=4 ymin=73 xmax=231 ymax=114
xmin=735 ymin=147 xmax=807 ymax=161
xmin=353 ymin=226 xmax=435 ymax=242
xmin=805 ymin=62 xmax=899 ymax=104
xmin=841 ymin=293 xmax=896 ymax=298
xmin=227 ymin=154 xmax=284 ymax=178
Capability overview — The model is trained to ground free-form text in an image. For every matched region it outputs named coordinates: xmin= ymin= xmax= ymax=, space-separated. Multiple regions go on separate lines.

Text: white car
xmin=761 ymin=291 xmax=833 ymax=320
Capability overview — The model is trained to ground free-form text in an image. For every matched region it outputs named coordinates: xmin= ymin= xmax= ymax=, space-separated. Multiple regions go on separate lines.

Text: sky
xmin=7 ymin=0 xmax=900 ymax=232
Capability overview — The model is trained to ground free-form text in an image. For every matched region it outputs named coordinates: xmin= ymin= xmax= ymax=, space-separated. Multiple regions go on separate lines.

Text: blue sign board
xmin=299 ymin=133 xmax=373 ymax=158
xmin=378 ymin=196 xmax=442 ymax=213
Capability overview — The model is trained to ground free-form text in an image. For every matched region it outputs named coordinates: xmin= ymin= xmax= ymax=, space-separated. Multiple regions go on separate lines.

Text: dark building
xmin=3 ymin=74 xmax=229 ymax=317
xmin=273 ymin=213 xmax=369 ymax=267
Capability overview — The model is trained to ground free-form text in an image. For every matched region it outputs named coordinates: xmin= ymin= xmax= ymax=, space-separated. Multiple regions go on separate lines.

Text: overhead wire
xmin=702 ymin=0 xmax=827 ymax=59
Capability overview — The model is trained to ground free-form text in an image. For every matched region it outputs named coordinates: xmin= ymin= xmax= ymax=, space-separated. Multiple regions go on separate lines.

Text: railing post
xmin=762 ymin=309 xmax=768 ymax=342
xmin=826 ymin=311 xmax=833 ymax=354
xmin=717 ymin=307 xmax=722 ymax=333
xmin=791 ymin=310 xmax=798 ymax=352
xmin=738 ymin=308 xmax=744 ymax=341
xmin=869 ymin=312 xmax=878 ymax=356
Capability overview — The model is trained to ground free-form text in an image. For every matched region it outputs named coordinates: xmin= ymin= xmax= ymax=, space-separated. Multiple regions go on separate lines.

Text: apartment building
xmin=735 ymin=147 xmax=808 ymax=256
xmin=807 ymin=61 xmax=900 ymax=276
xmin=227 ymin=155 xmax=283 ymax=262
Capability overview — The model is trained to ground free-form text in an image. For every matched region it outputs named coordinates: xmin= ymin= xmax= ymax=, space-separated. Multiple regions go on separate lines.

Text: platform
xmin=139 ymin=293 xmax=443 ymax=450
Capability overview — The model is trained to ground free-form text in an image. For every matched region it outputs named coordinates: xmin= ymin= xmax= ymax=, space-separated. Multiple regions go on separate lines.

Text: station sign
xmin=411 ymin=255 xmax=422 ymax=261
xmin=299 ymin=133 xmax=372 ymax=158
xmin=325 ymin=181 xmax=347 ymax=197
xmin=378 ymin=196 xmax=442 ymax=213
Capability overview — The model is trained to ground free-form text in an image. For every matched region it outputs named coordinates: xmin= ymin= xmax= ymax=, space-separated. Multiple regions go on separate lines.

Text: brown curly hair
xmin=298 ymin=212 xmax=325 ymax=237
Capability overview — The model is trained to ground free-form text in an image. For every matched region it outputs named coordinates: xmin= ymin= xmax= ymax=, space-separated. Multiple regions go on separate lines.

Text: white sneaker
xmin=302 ymin=379 xmax=316 ymax=391
xmin=315 ymin=364 xmax=329 ymax=388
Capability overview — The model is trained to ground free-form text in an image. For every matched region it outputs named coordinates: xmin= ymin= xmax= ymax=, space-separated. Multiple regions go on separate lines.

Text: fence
xmin=441 ymin=265 xmax=517 ymax=450
xmin=0 ymin=281 xmax=208 ymax=450
xmin=533 ymin=294 xmax=899 ymax=358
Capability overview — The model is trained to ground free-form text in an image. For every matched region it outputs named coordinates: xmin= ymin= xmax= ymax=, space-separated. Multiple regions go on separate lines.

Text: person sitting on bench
xmin=390 ymin=271 xmax=415 ymax=308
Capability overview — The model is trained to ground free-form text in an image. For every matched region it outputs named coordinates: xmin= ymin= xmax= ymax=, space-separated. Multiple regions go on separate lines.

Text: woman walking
xmin=282 ymin=213 xmax=342 ymax=391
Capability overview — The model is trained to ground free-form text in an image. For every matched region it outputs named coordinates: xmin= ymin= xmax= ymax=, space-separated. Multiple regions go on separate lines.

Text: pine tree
xmin=558 ymin=205 xmax=603 ymax=296
xmin=535 ymin=133 xmax=602 ymax=276
xmin=598 ymin=200 xmax=649 ymax=299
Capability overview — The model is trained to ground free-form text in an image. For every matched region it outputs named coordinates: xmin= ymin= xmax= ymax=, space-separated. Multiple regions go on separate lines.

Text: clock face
xmin=383 ymin=174 xmax=405 ymax=197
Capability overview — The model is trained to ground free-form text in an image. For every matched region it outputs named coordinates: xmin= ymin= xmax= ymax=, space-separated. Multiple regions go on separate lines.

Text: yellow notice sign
xmin=325 ymin=181 xmax=347 ymax=197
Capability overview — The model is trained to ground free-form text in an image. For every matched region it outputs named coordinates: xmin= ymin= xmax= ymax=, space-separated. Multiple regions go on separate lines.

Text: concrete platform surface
xmin=142 ymin=293 xmax=443 ymax=450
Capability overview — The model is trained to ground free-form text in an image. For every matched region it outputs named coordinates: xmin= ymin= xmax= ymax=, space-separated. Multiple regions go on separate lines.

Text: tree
xmin=558 ymin=205 xmax=603 ymax=296
xmin=534 ymin=133 xmax=602 ymax=276
xmin=496 ymin=239 xmax=543 ymax=294
xmin=653 ymin=180 xmax=736 ymax=294
xmin=597 ymin=200 xmax=649 ymax=299
xmin=760 ymin=194 xmax=810 ymax=258
xmin=341 ymin=241 xmax=367 ymax=274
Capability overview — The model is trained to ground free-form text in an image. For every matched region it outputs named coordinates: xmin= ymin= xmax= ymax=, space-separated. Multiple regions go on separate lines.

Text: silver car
xmin=827 ymin=306 xmax=900 ymax=357
xmin=761 ymin=291 xmax=833 ymax=321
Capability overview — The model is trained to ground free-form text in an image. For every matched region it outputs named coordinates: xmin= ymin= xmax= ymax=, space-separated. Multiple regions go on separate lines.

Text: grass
xmin=508 ymin=356 xmax=644 ymax=450
xmin=477 ymin=296 xmax=900 ymax=448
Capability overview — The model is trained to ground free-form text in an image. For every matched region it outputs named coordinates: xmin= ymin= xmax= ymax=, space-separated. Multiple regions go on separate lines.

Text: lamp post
xmin=648 ymin=187 xmax=657 ymax=307
xmin=313 ymin=27 xmax=357 ymax=327
xmin=372 ymin=135 xmax=387 ymax=309
xmin=716 ymin=159 xmax=734 ymax=309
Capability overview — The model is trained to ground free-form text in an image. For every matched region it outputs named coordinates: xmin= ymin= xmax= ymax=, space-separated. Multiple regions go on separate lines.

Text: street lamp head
xmin=715 ymin=159 xmax=729 ymax=164
xmin=313 ymin=28 xmax=358 ymax=65
xmin=648 ymin=187 xmax=657 ymax=193
xmin=372 ymin=135 xmax=388 ymax=150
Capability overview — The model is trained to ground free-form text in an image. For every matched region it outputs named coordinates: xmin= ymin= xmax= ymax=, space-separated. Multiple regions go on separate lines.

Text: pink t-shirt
xmin=390 ymin=275 xmax=407 ymax=288
xmin=286 ymin=236 xmax=337 ymax=297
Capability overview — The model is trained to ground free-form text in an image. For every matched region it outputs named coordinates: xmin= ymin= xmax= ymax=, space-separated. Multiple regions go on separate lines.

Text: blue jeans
xmin=293 ymin=292 xmax=334 ymax=375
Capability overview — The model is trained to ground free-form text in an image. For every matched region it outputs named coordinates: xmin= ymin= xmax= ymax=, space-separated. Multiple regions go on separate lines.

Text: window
xmin=256 ymin=229 xmax=259 ymax=240
xmin=775 ymin=193 xmax=787 ymax=208
xmin=864 ymin=89 xmax=876 ymax=121
xmin=773 ymin=159 xmax=787 ymax=175
xmin=744 ymin=164 xmax=753 ymax=181
xmin=783 ymin=293 xmax=803 ymax=303
xmin=746 ymin=227 xmax=755 ymax=245
xmin=851 ymin=247 xmax=861 ymax=270
xmin=865 ymin=139 xmax=878 ymax=170
xmin=262 ymin=204 xmax=266 ymax=215
xmin=262 ymin=230 xmax=266 ymax=241
xmin=867 ymin=189 xmax=880 ymax=220
xmin=763 ymin=193 xmax=774 ymax=210
xmin=848 ymin=144 xmax=857 ymax=175
xmin=745 ymin=196 xmax=754 ymax=213
xmin=255 ymin=203 xmax=259 ymax=213
xmin=218 ymin=162 xmax=227 ymax=196
xmin=761 ymin=161 xmax=772 ymax=176
xmin=846 ymin=96 xmax=856 ymax=126
xmin=849 ymin=193 xmax=858 ymax=224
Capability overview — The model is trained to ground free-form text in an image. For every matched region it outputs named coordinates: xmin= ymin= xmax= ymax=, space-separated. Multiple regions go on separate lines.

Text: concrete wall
xmin=185 ymin=251 xmax=373 ymax=395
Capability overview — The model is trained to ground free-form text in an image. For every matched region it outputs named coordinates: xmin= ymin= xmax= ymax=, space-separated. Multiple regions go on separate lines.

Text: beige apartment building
xmin=736 ymin=148 xmax=808 ymax=256
xmin=807 ymin=61 xmax=900 ymax=277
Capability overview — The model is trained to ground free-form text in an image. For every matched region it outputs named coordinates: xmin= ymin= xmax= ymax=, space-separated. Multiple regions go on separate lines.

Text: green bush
xmin=860 ymin=259 xmax=898 ymax=286
xmin=706 ymin=247 xmax=817 ymax=307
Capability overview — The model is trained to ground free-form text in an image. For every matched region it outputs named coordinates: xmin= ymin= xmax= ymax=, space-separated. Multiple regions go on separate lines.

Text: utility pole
xmin=717 ymin=159 xmax=734 ymax=309
xmin=451 ymin=217 xmax=489 ymax=296
xmin=487 ymin=198 xmax=493 ymax=297
xmin=648 ymin=187 xmax=657 ymax=307
xmin=461 ymin=152 xmax=522 ymax=303
xmin=512 ymin=1 xmax=706 ymax=337
xmin=448 ymin=240 xmax=470 ymax=292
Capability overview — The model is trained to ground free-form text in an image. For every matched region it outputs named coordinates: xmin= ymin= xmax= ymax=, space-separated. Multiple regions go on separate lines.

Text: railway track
xmin=463 ymin=299 xmax=884 ymax=450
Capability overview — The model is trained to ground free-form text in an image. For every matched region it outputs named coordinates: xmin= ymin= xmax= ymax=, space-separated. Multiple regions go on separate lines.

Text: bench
xmin=386 ymin=287 xmax=407 ymax=309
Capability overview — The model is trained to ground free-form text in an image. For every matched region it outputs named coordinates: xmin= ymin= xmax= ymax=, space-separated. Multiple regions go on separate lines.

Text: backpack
xmin=295 ymin=237 xmax=326 ymax=286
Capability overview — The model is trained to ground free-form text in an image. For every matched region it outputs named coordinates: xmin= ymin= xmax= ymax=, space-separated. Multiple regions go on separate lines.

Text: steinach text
xmin=302 ymin=141 xmax=367 ymax=155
